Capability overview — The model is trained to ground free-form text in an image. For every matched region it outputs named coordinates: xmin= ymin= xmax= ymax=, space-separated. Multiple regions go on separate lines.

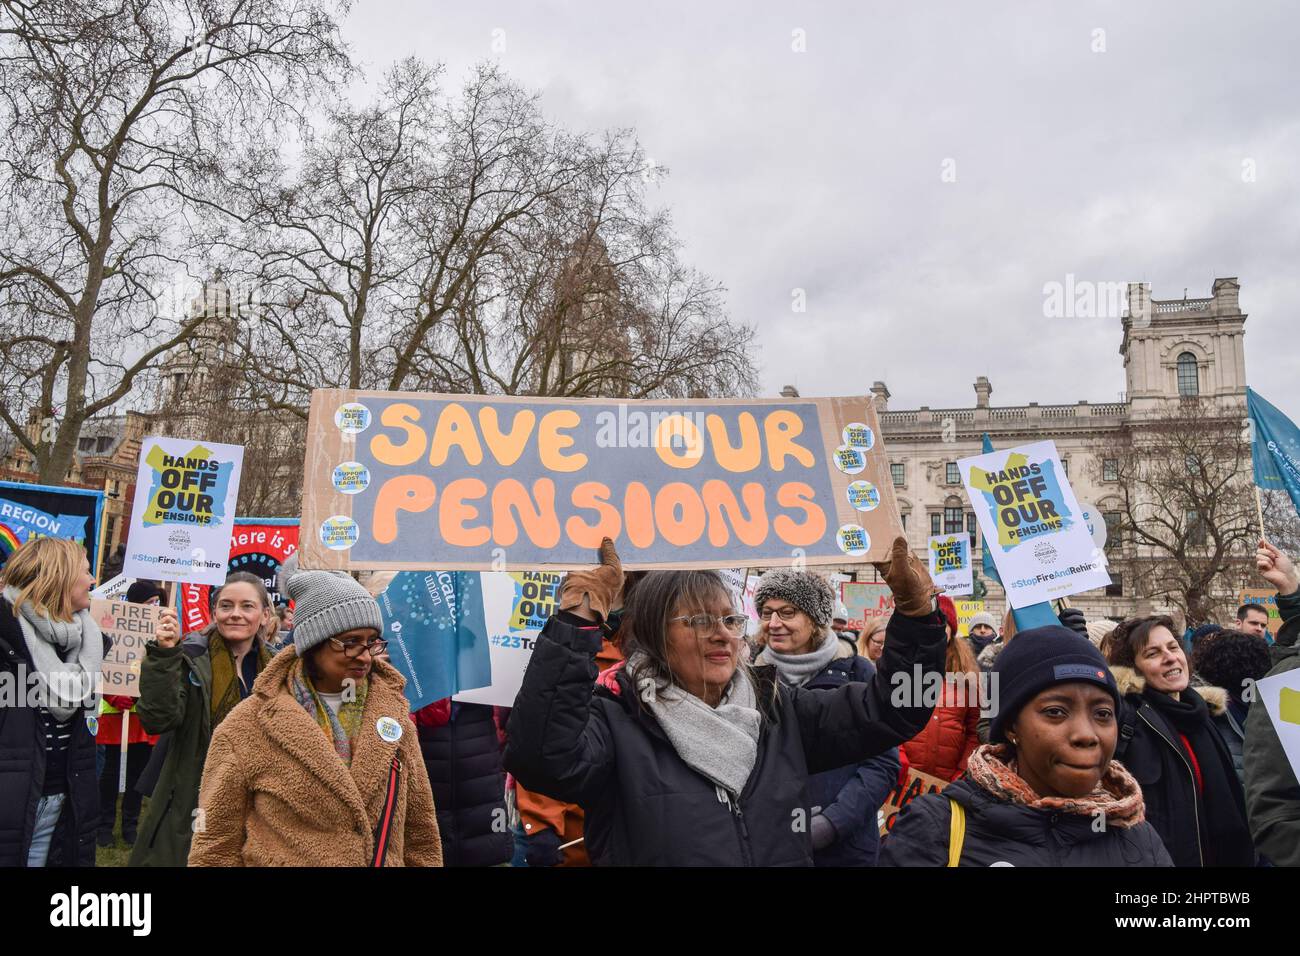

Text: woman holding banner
xmin=129 ymin=571 xmax=275 ymax=867
xmin=504 ymin=536 xmax=948 ymax=866
xmin=188 ymin=570 xmax=442 ymax=866
xmin=0 ymin=537 xmax=104 ymax=866
xmin=880 ymin=626 xmax=1173 ymax=867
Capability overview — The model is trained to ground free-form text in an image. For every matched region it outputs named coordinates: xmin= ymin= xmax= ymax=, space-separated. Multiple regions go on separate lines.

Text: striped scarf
xmin=966 ymin=743 xmax=1146 ymax=828
xmin=288 ymin=656 xmax=368 ymax=766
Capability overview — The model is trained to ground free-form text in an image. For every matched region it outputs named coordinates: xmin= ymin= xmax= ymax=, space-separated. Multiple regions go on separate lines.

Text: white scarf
xmin=757 ymin=628 xmax=839 ymax=687
xmin=4 ymin=586 xmax=102 ymax=721
xmin=627 ymin=651 xmax=761 ymax=798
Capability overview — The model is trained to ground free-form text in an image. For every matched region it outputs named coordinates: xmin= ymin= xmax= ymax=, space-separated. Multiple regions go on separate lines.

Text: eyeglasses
xmin=758 ymin=605 xmax=802 ymax=622
xmin=327 ymin=637 xmax=388 ymax=659
xmin=669 ymin=614 xmax=748 ymax=640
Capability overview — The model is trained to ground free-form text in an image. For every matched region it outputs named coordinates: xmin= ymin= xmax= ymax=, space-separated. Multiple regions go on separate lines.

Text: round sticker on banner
xmin=320 ymin=515 xmax=360 ymax=551
xmin=376 ymin=716 xmax=403 ymax=743
xmin=86 ymin=715 xmax=98 ymax=735
xmin=841 ymin=422 xmax=875 ymax=451
xmin=833 ymin=445 xmax=867 ymax=475
xmin=331 ymin=461 xmax=370 ymax=495
xmin=334 ymin=402 xmax=372 ymax=434
xmin=836 ymin=524 xmax=871 ymax=556
xmin=846 ymin=480 xmax=881 ymax=512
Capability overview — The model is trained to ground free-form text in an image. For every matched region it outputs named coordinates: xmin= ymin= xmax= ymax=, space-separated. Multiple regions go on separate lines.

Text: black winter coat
xmin=504 ymin=607 xmax=947 ymax=866
xmin=417 ymin=702 xmax=512 ymax=867
xmin=878 ymin=776 xmax=1174 ymax=867
xmin=0 ymin=598 xmax=100 ymax=867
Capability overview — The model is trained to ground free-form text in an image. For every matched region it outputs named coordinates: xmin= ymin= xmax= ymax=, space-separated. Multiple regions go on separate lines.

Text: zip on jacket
xmin=1137 ymin=707 xmax=1205 ymax=867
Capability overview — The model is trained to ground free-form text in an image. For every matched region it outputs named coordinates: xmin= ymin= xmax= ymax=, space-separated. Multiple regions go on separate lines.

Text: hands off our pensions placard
xmin=299 ymin=391 xmax=904 ymax=571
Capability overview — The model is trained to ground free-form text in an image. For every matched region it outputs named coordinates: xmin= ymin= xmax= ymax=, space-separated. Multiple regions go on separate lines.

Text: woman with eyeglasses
xmin=504 ymin=537 xmax=947 ymax=866
xmin=129 ymin=571 xmax=263 ymax=867
xmin=753 ymin=570 xmax=902 ymax=867
xmin=187 ymin=569 xmax=441 ymax=866
xmin=858 ymin=619 xmax=887 ymax=662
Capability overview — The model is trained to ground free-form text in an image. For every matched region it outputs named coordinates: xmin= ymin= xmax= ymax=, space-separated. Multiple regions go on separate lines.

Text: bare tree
xmin=0 ymin=0 xmax=350 ymax=481
xmin=1096 ymin=398 xmax=1257 ymax=625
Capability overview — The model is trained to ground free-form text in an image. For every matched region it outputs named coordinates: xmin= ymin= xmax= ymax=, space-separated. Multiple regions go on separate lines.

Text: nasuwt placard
xmin=299 ymin=391 xmax=903 ymax=571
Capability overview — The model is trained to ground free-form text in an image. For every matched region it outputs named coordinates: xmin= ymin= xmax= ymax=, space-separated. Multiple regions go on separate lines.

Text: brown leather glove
xmin=873 ymin=535 xmax=939 ymax=617
xmin=559 ymin=538 xmax=624 ymax=622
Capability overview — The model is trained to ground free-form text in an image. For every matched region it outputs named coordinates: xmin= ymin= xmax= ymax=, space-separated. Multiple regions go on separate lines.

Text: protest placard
xmin=453 ymin=571 xmax=565 ymax=708
xmin=955 ymin=599 xmax=985 ymax=637
xmin=298 ymin=391 xmax=902 ymax=571
xmin=122 ymin=437 xmax=244 ymax=586
xmin=0 ymin=480 xmax=104 ymax=575
xmin=179 ymin=519 xmax=298 ymax=634
xmin=91 ymin=573 xmax=134 ymax=601
xmin=1238 ymin=589 xmax=1282 ymax=636
xmin=841 ymin=581 xmax=893 ymax=632
xmin=1256 ymin=667 xmax=1300 ymax=784
xmin=94 ymin=598 xmax=160 ymax=698
xmin=878 ymin=767 xmax=949 ymax=835
xmin=959 ymin=440 xmax=1110 ymax=608
xmin=928 ymin=533 xmax=974 ymax=597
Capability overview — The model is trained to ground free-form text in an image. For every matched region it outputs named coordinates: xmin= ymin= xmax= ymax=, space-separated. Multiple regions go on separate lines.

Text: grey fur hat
xmin=285 ymin=569 xmax=383 ymax=656
xmin=754 ymin=569 xmax=837 ymax=628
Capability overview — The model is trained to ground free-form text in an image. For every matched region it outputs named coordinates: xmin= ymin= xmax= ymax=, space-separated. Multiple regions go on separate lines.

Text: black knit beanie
xmin=989 ymin=625 xmax=1120 ymax=743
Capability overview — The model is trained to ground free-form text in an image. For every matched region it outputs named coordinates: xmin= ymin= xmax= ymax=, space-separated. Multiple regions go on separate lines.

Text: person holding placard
xmin=503 ymin=536 xmax=948 ymax=866
xmin=129 ymin=571 xmax=272 ymax=867
xmin=0 ymin=537 xmax=104 ymax=867
xmin=880 ymin=627 xmax=1172 ymax=867
xmin=187 ymin=570 xmax=442 ymax=866
xmin=1106 ymin=616 xmax=1255 ymax=867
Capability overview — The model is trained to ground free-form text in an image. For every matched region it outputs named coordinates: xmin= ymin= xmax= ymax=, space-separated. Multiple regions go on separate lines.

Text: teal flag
xmin=1248 ymin=388 xmax=1300 ymax=518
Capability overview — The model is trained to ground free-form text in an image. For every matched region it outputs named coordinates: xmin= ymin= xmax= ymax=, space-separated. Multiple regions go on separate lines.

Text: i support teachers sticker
xmin=376 ymin=716 xmax=403 ymax=743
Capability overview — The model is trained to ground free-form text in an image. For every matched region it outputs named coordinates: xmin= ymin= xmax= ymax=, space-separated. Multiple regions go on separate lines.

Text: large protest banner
xmin=298 ymin=391 xmax=902 ymax=571
xmin=122 ymin=437 xmax=244 ymax=586
xmin=959 ymin=440 xmax=1110 ymax=608
xmin=1238 ymin=589 xmax=1282 ymax=637
xmin=878 ymin=767 xmax=949 ymax=835
xmin=0 ymin=480 xmax=104 ymax=575
xmin=927 ymin=532 xmax=973 ymax=597
xmin=179 ymin=519 xmax=299 ymax=634
xmin=94 ymin=598 xmax=160 ymax=698
xmin=453 ymin=571 xmax=564 ymax=708
xmin=841 ymin=581 xmax=893 ymax=632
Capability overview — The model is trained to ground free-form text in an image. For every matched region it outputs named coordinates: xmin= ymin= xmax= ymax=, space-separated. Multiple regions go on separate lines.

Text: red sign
xmin=180 ymin=520 xmax=298 ymax=634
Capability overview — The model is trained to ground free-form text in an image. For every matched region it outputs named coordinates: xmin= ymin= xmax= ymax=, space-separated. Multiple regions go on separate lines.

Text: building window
xmin=1103 ymin=511 xmax=1123 ymax=548
xmin=1177 ymin=352 xmax=1199 ymax=397
xmin=945 ymin=462 xmax=960 ymax=485
xmin=1105 ymin=574 xmax=1123 ymax=598
xmin=901 ymin=512 xmax=908 ymax=531
xmin=943 ymin=500 xmax=964 ymax=534
xmin=1186 ymin=509 xmax=1206 ymax=546
xmin=1060 ymin=458 xmax=1069 ymax=477
xmin=78 ymin=437 xmax=95 ymax=452
xmin=1103 ymin=458 xmax=1118 ymax=482
xmin=930 ymin=514 xmax=941 ymax=536
xmin=890 ymin=463 xmax=905 ymax=487
xmin=967 ymin=512 xmax=979 ymax=551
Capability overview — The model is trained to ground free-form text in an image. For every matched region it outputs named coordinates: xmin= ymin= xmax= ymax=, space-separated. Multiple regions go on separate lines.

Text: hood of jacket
xmin=1110 ymin=665 xmax=1227 ymax=716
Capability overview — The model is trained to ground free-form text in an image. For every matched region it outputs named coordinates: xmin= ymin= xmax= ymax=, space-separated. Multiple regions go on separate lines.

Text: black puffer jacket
xmin=0 ymin=598 xmax=99 ymax=867
xmin=417 ymin=702 xmax=512 ymax=867
xmin=879 ymin=775 xmax=1174 ymax=866
xmin=504 ymin=606 xmax=947 ymax=866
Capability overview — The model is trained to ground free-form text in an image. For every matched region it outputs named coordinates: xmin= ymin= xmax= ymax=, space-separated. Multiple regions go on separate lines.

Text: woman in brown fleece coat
xmin=189 ymin=570 xmax=442 ymax=867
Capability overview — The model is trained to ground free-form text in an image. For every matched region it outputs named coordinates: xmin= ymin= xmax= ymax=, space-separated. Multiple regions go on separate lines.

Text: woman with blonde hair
xmin=858 ymin=619 xmax=887 ymax=662
xmin=0 ymin=537 xmax=107 ymax=865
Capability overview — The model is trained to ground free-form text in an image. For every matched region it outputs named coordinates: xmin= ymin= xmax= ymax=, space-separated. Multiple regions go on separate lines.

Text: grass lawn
xmin=95 ymin=796 xmax=149 ymax=867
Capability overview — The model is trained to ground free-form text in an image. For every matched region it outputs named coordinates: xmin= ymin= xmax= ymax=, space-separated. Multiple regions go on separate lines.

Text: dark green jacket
xmin=1243 ymin=588 xmax=1300 ymax=867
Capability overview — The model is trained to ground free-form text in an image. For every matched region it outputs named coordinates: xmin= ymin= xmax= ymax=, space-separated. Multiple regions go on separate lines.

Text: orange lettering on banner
xmin=566 ymin=482 xmax=622 ymax=547
xmin=773 ymin=481 xmax=826 ymax=546
xmin=706 ymin=413 xmax=762 ymax=473
xmin=374 ymin=475 xmax=436 ymax=543
xmin=764 ymin=410 xmax=815 ymax=471
xmin=701 ymin=480 xmax=768 ymax=547
xmin=439 ymin=478 xmax=490 ymax=546
xmin=654 ymin=482 xmax=707 ymax=546
xmin=624 ymin=482 xmax=656 ymax=548
xmin=478 ymin=407 xmax=536 ymax=467
xmin=429 ymin=403 xmax=484 ymax=467
xmin=654 ymin=414 xmax=705 ymax=469
xmin=491 ymin=478 xmax=561 ymax=548
xmin=371 ymin=403 xmax=427 ymax=465
xmin=539 ymin=410 xmax=587 ymax=472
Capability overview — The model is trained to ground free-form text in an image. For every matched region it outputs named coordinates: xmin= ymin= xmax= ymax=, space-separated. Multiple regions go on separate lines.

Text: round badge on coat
xmin=86 ymin=715 xmax=98 ymax=735
xmin=188 ymin=672 xmax=201 ymax=686
xmin=376 ymin=716 xmax=403 ymax=743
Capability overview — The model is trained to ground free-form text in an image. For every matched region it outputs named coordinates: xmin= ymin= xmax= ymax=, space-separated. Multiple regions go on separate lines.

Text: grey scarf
xmin=627 ymin=651 xmax=761 ymax=798
xmin=758 ymin=628 xmax=839 ymax=687
xmin=4 ymin=586 xmax=103 ymax=721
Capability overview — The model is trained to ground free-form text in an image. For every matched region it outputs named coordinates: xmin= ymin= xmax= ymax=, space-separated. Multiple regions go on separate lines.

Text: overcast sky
xmin=347 ymin=0 xmax=1300 ymax=420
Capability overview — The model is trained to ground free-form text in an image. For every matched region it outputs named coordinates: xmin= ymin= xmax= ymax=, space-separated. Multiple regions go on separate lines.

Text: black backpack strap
xmin=1114 ymin=706 xmax=1139 ymax=761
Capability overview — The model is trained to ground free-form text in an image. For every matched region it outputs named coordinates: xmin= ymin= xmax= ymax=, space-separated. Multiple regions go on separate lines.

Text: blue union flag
xmin=1248 ymin=388 xmax=1300 ymax=518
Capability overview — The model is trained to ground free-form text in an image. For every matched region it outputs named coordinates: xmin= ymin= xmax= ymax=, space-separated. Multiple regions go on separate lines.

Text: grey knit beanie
xmin=285 ymin=569 xmax=383 ymax=656
xmin=969 ymin=611 xmax=997 ymax=631
xmin=754 ymin=569 xmax=836 ymax=628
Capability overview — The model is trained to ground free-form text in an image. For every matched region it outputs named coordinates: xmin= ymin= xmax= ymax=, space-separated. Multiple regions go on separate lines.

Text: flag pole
xmin=1255 ymin=485 xmax=1268 ymax=545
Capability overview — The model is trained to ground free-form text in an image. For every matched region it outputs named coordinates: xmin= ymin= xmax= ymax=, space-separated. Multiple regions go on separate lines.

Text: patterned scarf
xmin=288 ymin=656 xmax=369 ymax=766
xmin=965 ymin=743 xmax=1146 ymax=828
xmin=209 ymin=633 xmax=272 ymax=729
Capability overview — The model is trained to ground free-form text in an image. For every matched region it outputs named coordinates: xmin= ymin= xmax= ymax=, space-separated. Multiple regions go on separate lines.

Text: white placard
xmin=959 ymin=440 xmax=1110 ymax=608
xmin=122 ymin=436 xmax=244 ymax=586
xmin=927 ymin=533 xmax=974 ymax=597
xmin=1257 ymin=667 xmax=1300 ymax=786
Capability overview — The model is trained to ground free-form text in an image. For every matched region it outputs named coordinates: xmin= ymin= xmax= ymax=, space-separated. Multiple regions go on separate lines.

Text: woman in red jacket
xmin=900 ymin=596 xmax=982 ymax=782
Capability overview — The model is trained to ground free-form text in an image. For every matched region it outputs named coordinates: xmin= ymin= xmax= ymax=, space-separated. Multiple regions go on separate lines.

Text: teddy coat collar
xmin=251 ymin=648 xmax=410 ymax=836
